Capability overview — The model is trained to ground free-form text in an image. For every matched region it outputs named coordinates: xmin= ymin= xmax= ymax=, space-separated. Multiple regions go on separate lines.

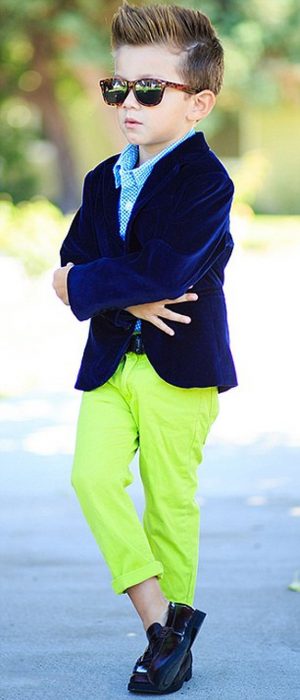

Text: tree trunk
xmin=28 ymin=33 xmax=79 ymax=212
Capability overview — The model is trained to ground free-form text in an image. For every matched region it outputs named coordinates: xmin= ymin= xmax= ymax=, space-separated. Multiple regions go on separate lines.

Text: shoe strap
xmin=146 ymin=621 xmax=163 ymax=643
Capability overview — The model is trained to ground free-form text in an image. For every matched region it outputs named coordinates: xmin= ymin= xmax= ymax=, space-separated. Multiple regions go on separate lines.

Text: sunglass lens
xmin=102 ymin=79 xmax=128 ymax=105
xmin=135 ymin=80 xmax=163 ymax=105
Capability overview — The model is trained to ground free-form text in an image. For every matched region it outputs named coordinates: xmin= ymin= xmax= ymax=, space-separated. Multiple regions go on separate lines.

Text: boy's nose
xmin=122 ymin=87 xmax=140 ymax=109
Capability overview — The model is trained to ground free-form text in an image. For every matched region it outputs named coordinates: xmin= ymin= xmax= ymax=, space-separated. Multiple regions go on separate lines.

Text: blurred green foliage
xmin=0 ymin=99 xmax=42 ymax=201
xmin=1 ymin=197 xmax=299 ymax=280
xmin=190 ymin=0 xmax=300 ymax=101
xmin=227 ymin=149 xmax=271 ymax=207
xmin=0 ymin=0 xmax=299 ymax=210
xmin=0 ymin=198 xmax=71 ymax=275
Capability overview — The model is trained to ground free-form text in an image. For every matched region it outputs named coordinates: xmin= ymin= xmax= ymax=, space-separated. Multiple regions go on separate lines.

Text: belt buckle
xmin=134 ymin=334 xmax=143 ymax=354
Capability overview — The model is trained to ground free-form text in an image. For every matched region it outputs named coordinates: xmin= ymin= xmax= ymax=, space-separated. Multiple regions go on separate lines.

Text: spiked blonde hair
xmin=111 ymin=1 xmax=224 ymax=95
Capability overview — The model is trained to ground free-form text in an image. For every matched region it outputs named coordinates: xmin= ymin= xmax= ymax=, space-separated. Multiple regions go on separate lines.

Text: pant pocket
xmin=195 ymin=386 xmax=219 ymax=447
xmin=209 ymin=386 xmax=220 ymax=425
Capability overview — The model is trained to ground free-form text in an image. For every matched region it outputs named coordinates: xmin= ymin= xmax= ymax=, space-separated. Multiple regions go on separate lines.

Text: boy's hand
xmin=52 ymin=262 xmax=74 ymax=305
xmin=124 ymin=286 xmax=198 ymax=336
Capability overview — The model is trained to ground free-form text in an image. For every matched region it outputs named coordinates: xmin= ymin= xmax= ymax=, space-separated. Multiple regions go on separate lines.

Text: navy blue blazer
xmin=60 ymin=131 xmax=238 ymax=393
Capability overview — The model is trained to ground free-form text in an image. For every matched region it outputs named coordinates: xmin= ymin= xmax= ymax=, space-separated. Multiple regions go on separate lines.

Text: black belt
xmin=127 ymin=333 xmax=145 ymax=354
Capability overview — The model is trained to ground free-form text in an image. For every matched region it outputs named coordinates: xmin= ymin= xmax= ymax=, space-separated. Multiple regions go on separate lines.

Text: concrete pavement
xmin=0 ymin=391 xmax=299 ymax=700
xmin=1 ymin=231 xmax=300 ymax=698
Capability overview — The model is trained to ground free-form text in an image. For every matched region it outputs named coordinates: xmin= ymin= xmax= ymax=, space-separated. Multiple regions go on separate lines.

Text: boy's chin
xmin=122 ymin=130 xmax=143 ymax=145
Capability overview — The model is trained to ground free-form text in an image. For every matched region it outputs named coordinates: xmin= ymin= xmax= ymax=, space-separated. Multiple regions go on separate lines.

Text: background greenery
xmin=0 ymin=0 xmax=299 ymax=276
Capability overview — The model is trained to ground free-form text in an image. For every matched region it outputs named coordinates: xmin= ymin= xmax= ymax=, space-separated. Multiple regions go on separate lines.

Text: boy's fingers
xmin=164 ymin=293 xmax=198 ymax=303
xmin=162 ymin=310 xmax=191 ymax=323
xmin=148 ymin=315 xmax=175 ymax=336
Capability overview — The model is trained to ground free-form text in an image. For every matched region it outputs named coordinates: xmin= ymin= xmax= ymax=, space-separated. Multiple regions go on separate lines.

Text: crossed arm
xmin=52 ymin=263 xmax=198 ymax=336
xmin=52 ymin=168 xmax=234 ymax=333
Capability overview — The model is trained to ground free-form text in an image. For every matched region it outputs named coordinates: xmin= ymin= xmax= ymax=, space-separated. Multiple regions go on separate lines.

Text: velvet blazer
xmin=60 ymin=131 xmax=238 ymax=393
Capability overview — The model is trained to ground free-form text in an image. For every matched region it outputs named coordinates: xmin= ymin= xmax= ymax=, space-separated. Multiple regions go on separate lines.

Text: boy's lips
xmin=124 ymin=118 xmax=142 ymax=126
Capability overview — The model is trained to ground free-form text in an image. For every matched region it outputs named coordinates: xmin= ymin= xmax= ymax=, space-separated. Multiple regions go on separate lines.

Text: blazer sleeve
xmin=59 ymin=171 xmax=136 ymax=330
xmin=66 ymin=170 xmax=235 ymax=322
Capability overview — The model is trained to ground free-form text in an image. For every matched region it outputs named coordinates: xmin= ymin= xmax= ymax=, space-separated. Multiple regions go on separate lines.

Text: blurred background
xmin=0 ymin=0 xmax=299 ymax=444
xmin=1 ymin=4 xmax=300 ymax=697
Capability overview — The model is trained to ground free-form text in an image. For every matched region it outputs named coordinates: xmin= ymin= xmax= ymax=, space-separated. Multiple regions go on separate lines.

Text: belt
xmin=127 ymin=333 xmax=146 ymax=354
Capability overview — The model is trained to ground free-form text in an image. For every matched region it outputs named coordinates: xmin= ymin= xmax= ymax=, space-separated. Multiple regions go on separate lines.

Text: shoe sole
xmin=128 ymin=663 xmax=192 ymax=694
xmin=149 ymin=609 xmax=206 ymax=691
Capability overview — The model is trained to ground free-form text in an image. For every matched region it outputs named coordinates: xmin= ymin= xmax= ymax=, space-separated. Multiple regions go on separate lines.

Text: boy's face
xmin=113 ymin=43 xmax=203 ymax=156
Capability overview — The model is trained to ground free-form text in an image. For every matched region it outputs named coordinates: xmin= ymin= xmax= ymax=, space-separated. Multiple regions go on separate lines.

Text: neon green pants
xmin=71 ymin=350 xmax=219 ymax=606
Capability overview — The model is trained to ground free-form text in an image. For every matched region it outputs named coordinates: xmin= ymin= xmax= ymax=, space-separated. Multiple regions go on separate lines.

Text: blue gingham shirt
xmin=113 ymin=127 xmax=196 ymax=333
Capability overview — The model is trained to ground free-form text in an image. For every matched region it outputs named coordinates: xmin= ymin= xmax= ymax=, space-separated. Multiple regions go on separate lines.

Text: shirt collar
xmin=113 ymin=143 xmax=139 ymax=188
xmin=113 ymin=127 xmax=196 ymax=189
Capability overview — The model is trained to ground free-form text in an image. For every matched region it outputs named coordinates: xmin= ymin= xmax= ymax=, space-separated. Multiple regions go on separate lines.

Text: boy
xmin=53 ymin=1 xmax=237 ymax=694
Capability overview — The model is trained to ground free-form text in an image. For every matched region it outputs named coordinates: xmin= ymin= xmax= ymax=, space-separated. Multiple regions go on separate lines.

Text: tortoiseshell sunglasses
xmin=99 ymin=77 xmax=200 ymax=107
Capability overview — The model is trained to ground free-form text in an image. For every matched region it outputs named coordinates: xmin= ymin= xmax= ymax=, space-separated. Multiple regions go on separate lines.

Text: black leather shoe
xmin=147 ymin=602 xmax=206 ymax=692
xmin=127 ymin=621 xmax=192 ymax=694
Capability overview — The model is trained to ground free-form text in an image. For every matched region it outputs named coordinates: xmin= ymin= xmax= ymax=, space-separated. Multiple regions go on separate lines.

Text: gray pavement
xmin=1 ymin=391 xmax=300 ymax=700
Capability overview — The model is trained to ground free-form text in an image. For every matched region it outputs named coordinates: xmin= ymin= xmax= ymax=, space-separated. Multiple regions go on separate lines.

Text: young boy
xmin=53 ymin=1 xmax=237 ymax=694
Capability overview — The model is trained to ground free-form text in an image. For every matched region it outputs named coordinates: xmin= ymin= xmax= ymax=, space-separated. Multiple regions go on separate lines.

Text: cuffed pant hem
xmin=112 ymin=561 xmax=164 ymax=595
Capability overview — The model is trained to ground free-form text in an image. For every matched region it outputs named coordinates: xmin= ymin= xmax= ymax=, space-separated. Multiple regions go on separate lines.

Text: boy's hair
xmin=111 ymin=1 xmax=224 ymax=95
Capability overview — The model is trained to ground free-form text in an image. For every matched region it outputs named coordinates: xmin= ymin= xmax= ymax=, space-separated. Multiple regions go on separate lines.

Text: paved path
xmin=0 ymin=391 xmax=299 ymax=700
xmin=1 ymin=232 xmax=300 ymax=698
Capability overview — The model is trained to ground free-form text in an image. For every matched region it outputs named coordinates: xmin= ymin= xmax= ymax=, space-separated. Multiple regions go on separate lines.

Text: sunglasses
xmin=99 ymin=77 xmax=200 ymax=107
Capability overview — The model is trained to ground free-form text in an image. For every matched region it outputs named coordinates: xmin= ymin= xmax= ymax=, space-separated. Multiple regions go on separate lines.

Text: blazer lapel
xmin=102 ymin=131 xmax=209 ymax=254
xmin=124 ymin=160 xmax=181 ymax=252
xmin=102 ymin=166 xmax=124 ymax=253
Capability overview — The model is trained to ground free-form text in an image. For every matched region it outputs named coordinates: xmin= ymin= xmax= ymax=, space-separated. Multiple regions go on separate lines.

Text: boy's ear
xmin=188 ymin=90 xmax=216 ymax=122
